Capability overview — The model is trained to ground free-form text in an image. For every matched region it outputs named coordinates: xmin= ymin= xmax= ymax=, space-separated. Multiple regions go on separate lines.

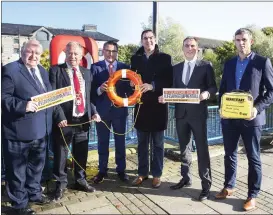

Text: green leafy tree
xmin=118 ymin=44 xmax=139 ymax=65
xmin=214 ymin=41 xmax=236 ymax=66
xmin=248 ymin=26 xmax=273 ymax=64
xmin=202 ymin=49 xmax=222 ymax=88
xmin=40 ymin=49 xmax=50 ymax=71
xmin=142 ymin=15 xmax=186 ymax=64
xmin=262 ymin=27 xmax=273 ymax=36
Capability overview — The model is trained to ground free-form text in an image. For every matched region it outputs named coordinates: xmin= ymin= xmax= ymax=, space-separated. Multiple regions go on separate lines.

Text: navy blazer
xmin=90 ymin=60 xmax=131 ymax=119
xmin=219 ymin=52 xmax=273 ymax=126
xmin=1 ymin=59 xmax=56 ymax=141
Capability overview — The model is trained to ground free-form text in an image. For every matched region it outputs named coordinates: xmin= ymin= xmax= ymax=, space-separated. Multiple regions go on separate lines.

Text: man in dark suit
xmin=216 ymin=28 xmax=273 ymax=211
xmin=131 ymin=30 xmax=173 ymax=188
xmin=159 ymin=36 xmax=217 ymax=200
xmin=49 ymin=41 xmax=101 ymax=201
xmin=91 ymin=41 xmax=132 ymax=184
xmin=1 ymin=40 xmax=55 ymax=215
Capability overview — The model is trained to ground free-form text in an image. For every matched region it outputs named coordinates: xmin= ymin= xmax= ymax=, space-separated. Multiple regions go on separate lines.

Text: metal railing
xmin=88 ymin=104 xmax=273 ymax=148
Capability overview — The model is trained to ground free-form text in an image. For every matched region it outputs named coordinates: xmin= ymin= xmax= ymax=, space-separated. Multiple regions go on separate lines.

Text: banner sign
xmin=31 ymin=86 xmax=74 ymax=111
xmin=163 ymin=88 xmax=200 ymax=104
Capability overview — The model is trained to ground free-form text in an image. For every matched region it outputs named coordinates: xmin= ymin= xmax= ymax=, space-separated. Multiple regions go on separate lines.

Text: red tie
xmin=109 ymin=63 xmax=114 ymax=77
xmin=72 ymin=67 xmax=84 ymax=114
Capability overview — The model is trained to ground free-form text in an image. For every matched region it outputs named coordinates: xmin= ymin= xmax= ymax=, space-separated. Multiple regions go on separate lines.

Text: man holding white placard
xmin=159 ymin=36 xmax=217 ymax=201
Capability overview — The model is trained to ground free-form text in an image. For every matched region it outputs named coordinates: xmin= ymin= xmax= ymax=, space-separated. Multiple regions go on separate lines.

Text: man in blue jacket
xmin=216 ymin=28 xmax=273 ymax=211
xmin=91 ymin=41 xmax=132 ymax=184
xmin=1 ymin=40 xmax=63 ymax=215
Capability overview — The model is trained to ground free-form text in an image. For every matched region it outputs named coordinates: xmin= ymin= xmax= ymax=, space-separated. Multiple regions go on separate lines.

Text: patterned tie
xmin=185 ymin=62 xmax=191 ymax=86
xmin=72 ymin=67 xmax=84 ymax=114
xmin=108 ymin=63 xmax=114 ymax=77
xmin=30 ymin=68 xmax=46 ymax=93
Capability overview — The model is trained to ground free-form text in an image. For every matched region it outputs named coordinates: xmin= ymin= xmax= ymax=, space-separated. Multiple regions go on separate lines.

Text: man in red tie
xmin=49 ymin=41 xmax=101 ymax=201
xmin=91 ymin=41 xmax=132 ymax=184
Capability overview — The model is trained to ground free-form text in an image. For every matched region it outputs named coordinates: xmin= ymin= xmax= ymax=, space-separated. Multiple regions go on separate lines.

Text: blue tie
xmin=30 ymin=68 xmax=46 ymax=93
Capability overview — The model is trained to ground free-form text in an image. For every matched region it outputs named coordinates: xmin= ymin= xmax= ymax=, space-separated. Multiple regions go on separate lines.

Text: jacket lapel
xmin=18 ymin=59 xmax=42 ymax=93
xmin=230 ymin=57 xmax=237 ymax=89
xmin=37 ymin=65 xmax=48 ymax=92
xmin=179 ymin=62 xmax=185 ymax=86
xmin=61 ymin=63 xmax=71 ymax=86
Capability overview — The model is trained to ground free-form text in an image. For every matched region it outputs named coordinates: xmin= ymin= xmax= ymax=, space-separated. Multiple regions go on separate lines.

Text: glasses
xmin=104 ymin=49 xmax=118 ymax=54
xmin=143 ymin=36 xmax=154 ymax=41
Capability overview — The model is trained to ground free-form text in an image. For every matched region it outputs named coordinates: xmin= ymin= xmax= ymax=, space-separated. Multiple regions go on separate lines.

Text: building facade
xmin=1 ymin=23 xmax=119 ymax=65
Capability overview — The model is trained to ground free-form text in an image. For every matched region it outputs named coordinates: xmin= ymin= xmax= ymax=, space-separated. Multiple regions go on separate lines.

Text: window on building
xmin=98 ymin=48 xmax=103 ymax=56
xmin=13 ymin=48 xmax=20 ymax=54
xmin=14 ymin=38 xmax=19 ymax=44
xmin=36 ymin=31 xmax=49 ymax=41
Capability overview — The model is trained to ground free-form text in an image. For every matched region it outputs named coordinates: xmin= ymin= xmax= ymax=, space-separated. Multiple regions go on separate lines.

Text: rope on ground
xmin=59 ymin=103 xmax=142 ymax=176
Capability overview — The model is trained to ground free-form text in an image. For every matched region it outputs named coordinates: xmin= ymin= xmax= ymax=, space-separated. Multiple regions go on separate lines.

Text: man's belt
xmin=220 ymin=91 xmax=253 ymax=119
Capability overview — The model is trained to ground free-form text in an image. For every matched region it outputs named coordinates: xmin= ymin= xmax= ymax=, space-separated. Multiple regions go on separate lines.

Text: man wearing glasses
xmin=91 ymin=41 xmax=132 ymax=184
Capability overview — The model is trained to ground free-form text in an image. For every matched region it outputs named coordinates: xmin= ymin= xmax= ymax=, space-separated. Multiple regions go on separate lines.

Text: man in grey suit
xmin=159 ymin=36 xmax=217 ymax=201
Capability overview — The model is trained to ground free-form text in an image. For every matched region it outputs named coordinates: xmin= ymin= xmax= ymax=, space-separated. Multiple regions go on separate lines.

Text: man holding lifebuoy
xmin=91 ymin=41 xmax=132 ymax=184
xmin=130 ymin=29 xmax=173 ymax=188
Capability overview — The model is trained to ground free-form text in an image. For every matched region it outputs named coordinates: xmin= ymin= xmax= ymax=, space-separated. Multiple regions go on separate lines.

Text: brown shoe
xmin=243 ymin=198 xmax=256 ymax=211
xmin=132 ymin=176 xmax=148 ymax=186
xmin=215 ymin=188 xmax=234 ymax=199
xmin=152 ymin=177 xmax=161 ymax=188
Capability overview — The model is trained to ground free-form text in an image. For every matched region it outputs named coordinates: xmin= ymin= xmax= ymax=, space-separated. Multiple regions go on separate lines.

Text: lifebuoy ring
xmin=106 ymin=69 xmax=143 ymax=107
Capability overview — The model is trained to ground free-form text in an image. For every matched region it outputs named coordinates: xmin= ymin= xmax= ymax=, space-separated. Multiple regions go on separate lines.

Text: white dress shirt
xmin=66 ymin=63 xmax=86 ymax=117
xmin=97 ymin=60 xmax=118 ymax=96
xmin=182 ymin=57 xmax=197 ymax=85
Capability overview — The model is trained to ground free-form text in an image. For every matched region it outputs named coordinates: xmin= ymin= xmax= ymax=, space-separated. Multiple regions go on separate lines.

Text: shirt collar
xmin=105 ymin=60 xmax=117 ymax=69
xmin=66 ymin=62 xmax=80 ymax=71
xmin=185 ymin=55 xmax=197 ymax=65
xmin=237 ymin=52 xmax=253 ymax=61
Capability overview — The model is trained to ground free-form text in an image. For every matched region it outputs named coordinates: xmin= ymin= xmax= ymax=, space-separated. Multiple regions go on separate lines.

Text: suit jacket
xmin=1 ymin=59 xmax=57 ymax=141
xmin=173 ymin=60 xmax=217 ymax=119
xmin=49 ymin=63 xmax=97 ymax=127
xmin=131 ymin=45 xmax=173 ymax=132
xmin=90 ymin=60 xmax=131 ymax=119
xmin=219 ymin=52 xmax=273 ymax=126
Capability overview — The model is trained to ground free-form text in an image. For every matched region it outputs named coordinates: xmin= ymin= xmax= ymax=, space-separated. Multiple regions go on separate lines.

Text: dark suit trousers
xmin=96 ymin=116 xmax=127 ymax=174
xmin=222 ymin=121 xmax=262 ymax=198
xmin=53 ymin=118 xmax=89 ymax=189
xmin=176 ymin=116 xmax=212 ymax=190
xmin=3 ymin=137 xmax=46 ymax=209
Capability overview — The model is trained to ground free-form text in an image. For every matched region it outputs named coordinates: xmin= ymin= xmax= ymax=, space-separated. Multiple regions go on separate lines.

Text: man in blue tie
xmin=1 ymin=40 xmax=60 ymax=215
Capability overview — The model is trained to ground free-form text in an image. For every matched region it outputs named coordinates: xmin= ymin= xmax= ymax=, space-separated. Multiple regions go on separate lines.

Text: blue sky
xmin=2 ymin=2 xmax=273 ymax=45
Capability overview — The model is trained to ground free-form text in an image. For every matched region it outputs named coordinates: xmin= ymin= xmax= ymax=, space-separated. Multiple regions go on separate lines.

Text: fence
xmin=88 ymin=104 xmax=273 ymax=148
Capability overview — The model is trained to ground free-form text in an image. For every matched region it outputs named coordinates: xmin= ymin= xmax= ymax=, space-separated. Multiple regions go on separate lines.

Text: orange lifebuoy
xmin=106 ymin=69 xmax=143 ymax=107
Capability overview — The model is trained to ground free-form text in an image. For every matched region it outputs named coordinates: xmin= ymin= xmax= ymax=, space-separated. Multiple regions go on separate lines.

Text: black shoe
xmin=93 ymin=172 xmax=107 ymax=184
xmin=118 ymin=172 xmax=129 ymax=182
xmin=170 ymin=178 xmax=192 ymax=190
xmin=14 ymin=207 xmax=36 ymax=215
xmin=29 ymin=194 xmax=51 ymax=205
xmin=54 ymin=188 xmax=67 ymax=201
xmin=74 ymin=182 xmax=96 ymax=193
xmin=199 ymin=189 xmax=210 ymax=201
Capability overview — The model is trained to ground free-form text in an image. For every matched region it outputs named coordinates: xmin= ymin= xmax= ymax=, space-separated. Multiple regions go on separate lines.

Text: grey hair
xmin=21 ymin=39 xmax=43 ymax=55
xmin=234 ymin=28 xmax=253 ymax=40
xmin=65 ymin=41 xmax=83 ymax=54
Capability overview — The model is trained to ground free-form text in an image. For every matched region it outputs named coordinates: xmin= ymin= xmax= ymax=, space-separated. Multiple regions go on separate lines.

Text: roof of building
xmin=195 ymin=37 xmax=226 ymax=49
xmin=1 ymin=23 xmax=118 ymax=42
